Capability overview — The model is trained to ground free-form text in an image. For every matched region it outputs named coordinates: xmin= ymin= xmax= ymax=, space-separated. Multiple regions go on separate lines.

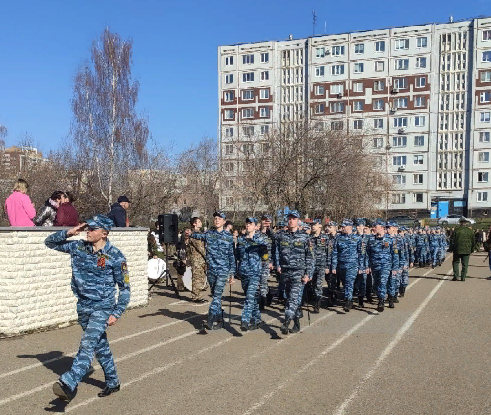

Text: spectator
xmin=108 ymin=196 xmax=130 ymax=227
xmin=224 ymin=220 xmax=233 ymax=233
xmin=450 ymin=218 xmax=475 ymax=281
xmin=4 ymin=179 xmax=36 ymax=227
xmin=54 ymin=192 xmax=79 ymax=227
xmin=34 ymin=191 xmax=64 ymax=227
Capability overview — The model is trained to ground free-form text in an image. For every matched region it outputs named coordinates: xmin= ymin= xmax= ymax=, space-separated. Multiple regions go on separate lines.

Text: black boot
xmin=213 ymin=310 xmax=224 ymax=330
xmin=366 ymin=294 xmax=373 ymax=303
xmin=393 ymin=293 xmax=399 ymax=303
xmin=358 ymin=296 xmax=364 ymax=307
xmin=98 ymin=384 xmax=121 ymax=398
xmin=52 ymin=381 xmax=75 ymax=402
xmin=240 ymin=321 xmax=249 ymax=331
xmin=313 ymin=298 xmax=321 ymax=314
xmin=419 ymin=263 xmax=423 ymax=268
xmin=259 ymin=296 xmax=266 ymax=311
xmin=452 ymin=276 xmax=458 ymax=281
xmin=204 ymin=313 xmax=214 ymax=330
xmin=343 ymin=299 xmax=352 ymax=312
xmin=388 ymin=296 xmax=395 ymax=308
xmin=377 ymin=298 xmax=384 ymax=312
xmin=289 ymin=318 xmax=301 ymax=333
xmin=329 ymin=291 xmax=336 ymax=306
xmin=280 ymin=317 xmax=292 ymax=335
xmin=250 ymin=320 xmax=264 ymax=330
xmin=399 ymin=286 xmax=406 ymax=297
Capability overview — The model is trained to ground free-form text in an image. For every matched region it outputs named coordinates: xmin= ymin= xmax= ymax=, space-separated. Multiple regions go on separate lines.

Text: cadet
xmin=45 ymin=215 xmax=130 ymax=402
xmin=398 ymin=227 xmax=413 ymax=298
xmin=415 ymin=228 xmax=427 ymax=267
xmin=332 ymin=219 xmax=361 ymax=312
xmin=274 ymin=210 xmax=314 ymax=334
xmin=366 ymin=219 xmax=399 ymax=312
xmin=236 ymin=218 xmax=268 ymax=331
xmin=325 ymin=221 xmax=338 ymax=306
xmin=191 ymin=211 xmax=236 ymax=330
xmin=259 ymin=214 xmax=275 ymax=309
xmin=353 ymin=218 xmax=370 ymax=307
xmin=309 ymin=219 xmax=328 ymax=313
xmin=187 ymin=217 xmax=208 ymax=303
xmin=363 ymin=226 xmax=376 ymax=302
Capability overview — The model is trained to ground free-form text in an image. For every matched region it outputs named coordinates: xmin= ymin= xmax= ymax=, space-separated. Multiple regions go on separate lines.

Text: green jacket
xmin=450 ymin=226 xmax=475 ymax=254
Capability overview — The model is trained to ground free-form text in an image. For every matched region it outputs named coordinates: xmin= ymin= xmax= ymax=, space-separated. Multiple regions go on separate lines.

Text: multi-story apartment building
xmin=218 ymin=17 xmax=491 ymax=217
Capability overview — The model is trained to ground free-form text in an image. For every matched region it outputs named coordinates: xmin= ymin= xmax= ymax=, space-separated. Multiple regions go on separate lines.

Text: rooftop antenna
xmin=449 ymin=15 xmax=454 ymax=23
xmin=325 ymin=20 xmax=327 ymax=34
xmin=312 ymin=10 xmax=317 ymax=36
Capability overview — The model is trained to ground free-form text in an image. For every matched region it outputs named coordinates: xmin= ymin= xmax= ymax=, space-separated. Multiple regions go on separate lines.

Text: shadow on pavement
xmin=138 ymin=309 xmax=205 ymax=330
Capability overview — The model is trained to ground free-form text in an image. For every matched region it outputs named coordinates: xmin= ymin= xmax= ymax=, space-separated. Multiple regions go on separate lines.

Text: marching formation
xmin=191 ymin=210 xmax=449 ymax=335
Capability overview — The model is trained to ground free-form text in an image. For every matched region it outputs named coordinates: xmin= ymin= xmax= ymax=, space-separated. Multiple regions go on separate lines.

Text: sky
xmin=0 ymin=0 xmax=489 ymax=155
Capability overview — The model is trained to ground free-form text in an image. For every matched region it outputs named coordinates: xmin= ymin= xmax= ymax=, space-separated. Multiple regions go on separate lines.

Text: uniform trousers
xmin=431 ymin=247 xmax=440 ymax=265
xmin=191 ymin=263 xmax=206 ymax=301
xmin=452 ymin=253 xmax=470 ymax=280
xmin=283 ymin=269 xmax=304 ymax=319
xmin=207 ymin=271 xmax=229 ymax=318
xmin=401 ymin=268 xmax=409 ymax=288
xmin=354 ymin=272 xmax=367 ymax=298
xmin=60 ymin=304 xmax=119 ymax=392
xmin=337 ymin=266 xmax=358 ymax=301
xmin=372 ymin=269 xmax=390 ymax=300
xmin=259 ymin=263 xmax=270 ymax=297
xmin=241 ymin=273 xmax=261 ymax=324
xmin=312 ymin=268 xmax=325 ymax=299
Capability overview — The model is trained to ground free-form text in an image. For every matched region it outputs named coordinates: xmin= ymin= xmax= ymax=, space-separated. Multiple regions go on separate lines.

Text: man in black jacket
xmin=108 ymin=196 xmax=130 ymax=227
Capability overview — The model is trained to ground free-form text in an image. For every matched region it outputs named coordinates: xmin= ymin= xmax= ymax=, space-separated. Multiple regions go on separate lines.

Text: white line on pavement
xmin=332 ymin=270 xmax=451 ymax=415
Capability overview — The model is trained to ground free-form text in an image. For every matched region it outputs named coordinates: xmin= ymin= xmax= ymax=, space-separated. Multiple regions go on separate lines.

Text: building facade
xmin=218 ymin=17 xmax=491 ymax=217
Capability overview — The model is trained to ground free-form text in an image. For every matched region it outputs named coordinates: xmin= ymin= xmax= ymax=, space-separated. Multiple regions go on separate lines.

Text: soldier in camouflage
xmin=354 ymin=219 xmax=370 ymax=307
xmin=186 ymin=217 xmax=208 ymax=303
xmin=325 ymin=221 xmax=338 ymax=306
xmin=309 ymin=219 xmax=328 ymax=313
xmin=45 ymin=215 xmax=130 ymax=402
xmin=259 ymin=214 xmax=275 ymax=310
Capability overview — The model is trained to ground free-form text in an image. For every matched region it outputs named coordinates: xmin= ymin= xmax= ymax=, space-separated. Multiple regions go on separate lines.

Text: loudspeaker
xmin=158 ymin=214 xmax=179 ymax=244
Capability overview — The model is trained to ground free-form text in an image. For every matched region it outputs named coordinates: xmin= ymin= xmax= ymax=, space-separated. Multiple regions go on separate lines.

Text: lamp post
xmin=385 ymin=144 xmax=392 ymax=220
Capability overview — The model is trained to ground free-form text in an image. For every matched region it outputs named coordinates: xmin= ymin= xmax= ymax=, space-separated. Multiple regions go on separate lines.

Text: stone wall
xmin=0 ymin=227 xmax=149 ymax=336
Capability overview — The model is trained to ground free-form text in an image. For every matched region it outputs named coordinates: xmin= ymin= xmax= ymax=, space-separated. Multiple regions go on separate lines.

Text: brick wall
xmin=0 ymin=227 xmax=149 ymax=336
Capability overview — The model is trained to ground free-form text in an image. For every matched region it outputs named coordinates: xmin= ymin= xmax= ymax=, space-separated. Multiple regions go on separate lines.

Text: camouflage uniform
xmin=259 ymin=227 xmax=275 ymax=299
xmin=186 ymin=235 xmax=207 ymax=301
xmin=325 ymin=222 xmax=338 ymax=302
xmin=45 ymin=215 xmax=130 ymax=393
xmin=310 ymin=230 xmax=328 ymax=301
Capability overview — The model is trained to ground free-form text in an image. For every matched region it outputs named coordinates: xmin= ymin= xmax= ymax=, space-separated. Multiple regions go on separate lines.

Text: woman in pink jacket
xmin=4 ymin=179 xmax=36 ymax=227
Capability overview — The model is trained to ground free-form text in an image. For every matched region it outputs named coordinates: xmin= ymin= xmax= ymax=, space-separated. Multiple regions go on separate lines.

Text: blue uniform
xmin=393 ymin=235 xmax=407 ymax=295
xmin=326 ymin=233 xmax=338 ymax=294
xmin=332 ymin=233 xmax=361 ymax=301
xmin=45 ymin=230 xmax=130 ymax=392
xmin=192 ymin=229 xmax=236 ymax=320
xmin=429 ymin=233 xmax=440 ymax=265
xmin=415 ymin=233 xmax=428 ymax=264
xmin=355 ymin=233 xmax=370 ymax=299
xmin=236 ymin=233 xmax=267 ymax=325
xmin=367 ymin=234 xmax=399 ymax=300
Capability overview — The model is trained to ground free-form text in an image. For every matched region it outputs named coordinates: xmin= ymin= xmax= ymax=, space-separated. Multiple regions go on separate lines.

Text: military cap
xmin=328 ymin=221 xmax=337 ymax=227
xmin=86 ymin=214 xmax=113 ymax=231
xmin=213 ymin=211 xmax=226 ymax=219
xmin=117 ymin=195 xmax=131 ymax=204
xmin=312 ymin=218 xmax=322 ymax=224
xmin=386 ymin=220 xmax=398 ymax=227
xmin=435 ymin=226 xmax=441 ymax=230
xmin=278 ymin=221 xmax=286 ymax=227
xmin=245 ymin=217 xmax=257 ymax=224
xmin=287 ymin=210 xmax=300 ymax=218
xmin=261 ymin=214 xmax=273 ymax=222
xmin=341 ymin=219 xmax=353 ymax=227
xmin=354 ymin=218 xmax=366 ymax=226
xmin=399 ymin=226 xmax=407 ymax=231
xmin=372 ymin=218 xmax=386 ymax=227
xmin=459 ymin=216 xmax=467 ymax=223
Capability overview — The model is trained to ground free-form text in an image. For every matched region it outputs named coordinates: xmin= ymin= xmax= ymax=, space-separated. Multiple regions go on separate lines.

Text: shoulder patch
xmin=122 ymin=262 xmax=130 ymax=284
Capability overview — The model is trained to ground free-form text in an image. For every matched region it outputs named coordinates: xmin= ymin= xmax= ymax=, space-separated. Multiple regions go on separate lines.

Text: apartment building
xmin=218 ymin=17 xmax=491 ymax=217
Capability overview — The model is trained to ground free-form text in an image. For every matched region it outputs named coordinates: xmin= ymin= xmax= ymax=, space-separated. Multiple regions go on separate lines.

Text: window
xmin=393 ymin=117 xmax=408 ymax=127
xmin=332 ymin=45 xmax=345 ymax=55
xmin=243 ymin=54 xmax=254 ymax=64
xmin=373 ymin=137 xmax=383 ymax=148
xmin=413 ymin=193 xmax=424 ymax=203
xmin=395 ymin=59 xmax=409 ymax=70
xmin=481 ymin=112 xmax=491 ymax=122
xmin=478 ymin=172 xmax=489 ymax=182
xmin=353 ymin=101 xmax=364 ymax=111
xmin=483 ymin=51 xmax=491 ymax=62
xmin=225 ymin=144 xmax=234 ymax=155
xmin=315 ymin=85 xmax=325 ymax=95
xmin=393 ymin=174 xmax=406 ymax=184
xmin=225 ymin=197 xmax=234 ymax=206
xmin=315 ymin=103 xmax=325 ymax=114
xmin=374 ymin=99 xmax=384 ymax=110
xmin=478 ymin=192 xmax=488 ymax=202
xmin=315 ymin=122 xmax=324 ymax=131
xmin=374 ymin=118 xmax=384 ymax=128
xmin=331 ymin=65 xmax=345 ymax=75
xmin=260 ymin=125 xmax=269 ymax=135
xmin=481 ymin=71 xmax=491 ymax=82
xmin=224 ymin=91 xmax=234 ymax=102
xmin=261 ymin=53 xmax=269 ymax=63
xmin=395 ymin=39 xmax=409 ymax=50
xmin=375 ymin=41 xmax=385 ymax=52
xmin=261 ymin=142 xmax=270 ymax=152
xmin=374 ymin=80 xmax=385 ymax=91
xmin=416 ymin=77 xmax=426 ymax=88
xmin=225 ymin=179 xmax=234 ymax=188
xmin=481 ymin=92 xmax=491 ymax=103
xmin=415 ymin=116 xmax=426 ymax=127
xmin=242 ymin=143 xmax=254 ymax=154
xmin=415 ymin=96 xmax=426 ymax=107
xmin=242 ymin=126 xmax=254 ymax=136
xmin=479 ymin=151 xmax=490 ymax=162
xmin=330 ymin=102 xmax=345 ymax=113
xmin=417 ymin=37 xmax=428 ymax=48
xmin=355 ymin=43 xmax=364 ymax=54
xmin=353 ymin=119 xmax=364 ymax=130
xmin=414 ymin=155 xmax=424 ymax=165
xmin=393 ymin=156 xmax=407 ymax=166
xmin=394 ymin=98 xmax=408 ymax=108
xmin=315 ymin=66 xmax=325 ymax=77
xmin=483 ymin=30 xmax=491 ymax=41
xmin=316 ymin=47 xmax=325 ymax=58
xmin=260 ymin=107 xmax=270 ymax=118
xmin=416 ymin=57 xmax=427 ymax=68
xmin=242 ymin=108 xmax=254 ymax=119
xmin=331 ymin=121 xmax=344 ymax=130
xmin=354 ymin=63 xmax=364 ymax=73
xmin=353 ymin=82 xmax=363 ymax=92
xmin=375 ymin=61 xmax=384 ymax=72
xmin=225 ymin=127 xmax=234 ymax=138
xmin=225 ymin=74 xmax=233 ymax=84
xmin=479 ymin=132 xmax=490 ymax=142
xmin=225 ymin=56 xmax=234 ymax=66
xmin=392 ymin=194 xmax=406 ymax=204
xmin=394 ymin=78 xmax=408 ymax=89
xmin=393 ymin=136 xmax=407 ymax=147
xmin=243 ymin=72 xmax=254 ymax=82
xmin=260 ymin=89 xmax=269 ymax=99
xmin=224 ymin=109 xmax=234 ymax=120
xmin=413 ymin=174 xmax=423 ymax=184
xmin=242 ymin=90 xmax=254 ymax=100
xmin=260 ymin=71 xmax=269 ymax=81
xmin=415 ymin=136 xmax=425 ymax=146
xmin=331 ymin=84 xmax=343 ymax=94
xmin=224 ymin=162 xmax=234 ymax=172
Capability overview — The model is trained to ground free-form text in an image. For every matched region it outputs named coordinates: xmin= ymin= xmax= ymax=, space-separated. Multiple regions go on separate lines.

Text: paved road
xmin=0 ymin=253 xmax=490 ymax=415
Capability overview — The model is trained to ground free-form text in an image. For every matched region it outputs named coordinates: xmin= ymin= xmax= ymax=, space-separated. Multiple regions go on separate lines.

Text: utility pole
xmin=312 ymin=10 xmax=317 ymax=37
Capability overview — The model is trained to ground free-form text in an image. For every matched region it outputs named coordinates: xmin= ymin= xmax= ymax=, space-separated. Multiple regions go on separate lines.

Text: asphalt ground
xmin=0 ymin=252 xmax=490 ymax=415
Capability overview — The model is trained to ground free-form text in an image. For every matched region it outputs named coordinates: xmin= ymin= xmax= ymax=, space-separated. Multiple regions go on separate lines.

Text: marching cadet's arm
xmin=45 ymin=229 xmax=79 ymax=254
xmin=357 ymin=239 xmax=364 ymax=271
xmin=191 ymin=232 xmax=207 ymax=242
xmin=228 ymin=237 xmax=236 ymax=275
xmin=272 ymin=234 xmax=280 ymax=269
xmin=391 ymin=240 xmax=399 ymax=272
xmin=304 ymin=239 xmax=315 ymax=277
xmin=190 ymin=238 xmax=206 ymax=260
xmin=331 ymin=239 xmax=338 ymax=270
xmin=112 ymin=256 xmax=131 ymax=319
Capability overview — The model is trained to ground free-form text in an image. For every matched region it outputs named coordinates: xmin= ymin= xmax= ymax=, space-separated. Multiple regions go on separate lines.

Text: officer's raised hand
xmin=302 ymin=274 xmax=310 ymax=284
xmin=67 ymin=223 xmax=87 ymax=237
